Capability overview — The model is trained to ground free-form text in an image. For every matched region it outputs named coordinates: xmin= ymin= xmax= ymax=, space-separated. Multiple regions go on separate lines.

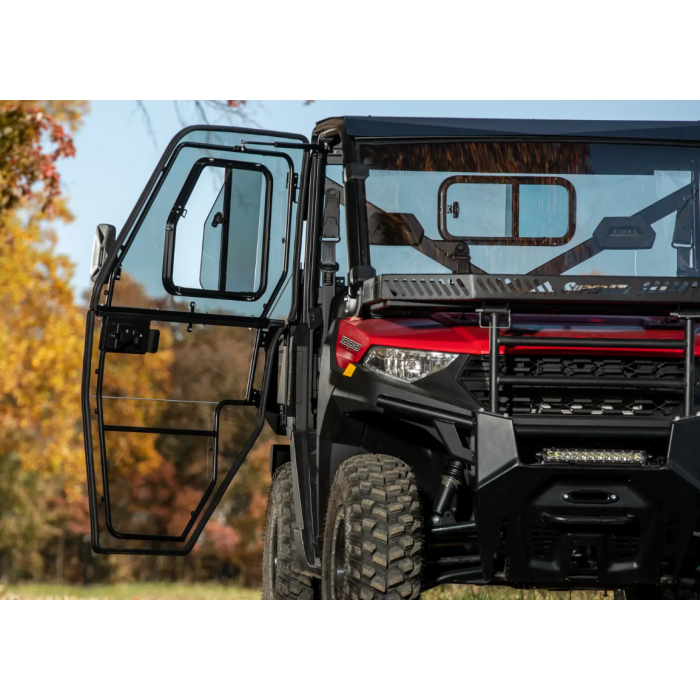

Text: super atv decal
xmin=562 ymin=282 xmax=630 ymax=295
xmin=340 ymin=335 xmax=362 ymax=353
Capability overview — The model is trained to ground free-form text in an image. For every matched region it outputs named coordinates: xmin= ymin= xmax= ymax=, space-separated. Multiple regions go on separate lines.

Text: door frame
xmin=83 ymin=124 xmax=308 ymax=555
xmin=82 ymin=309 xmax=284 ymax=555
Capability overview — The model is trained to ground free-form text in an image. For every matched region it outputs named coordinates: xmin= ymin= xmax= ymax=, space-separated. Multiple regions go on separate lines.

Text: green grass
xmin=422 ymin=585 xmax=608 ymax=600
xmin=0 ymin=582 xmax=609 ymax=600
xmin=0 ymin=582 xmax=261 ymax=600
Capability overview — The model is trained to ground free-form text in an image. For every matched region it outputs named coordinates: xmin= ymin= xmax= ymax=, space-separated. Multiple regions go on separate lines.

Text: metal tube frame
xmin=97 ymin=397 xmax=252 ymax=544
xmin=685 ymin=317 xmax=696 ymax=416
xmin=486 ymin=308 xmax=697 ymax=418
xmin=489 ymin=311 xmax=501 ymax=413
xmin=82 ymin=309 xmax=284 ymax=555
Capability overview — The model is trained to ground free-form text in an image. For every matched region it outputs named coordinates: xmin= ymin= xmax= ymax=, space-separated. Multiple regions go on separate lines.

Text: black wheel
xmin=615 ymin=586 xmax=699 ymax=600
xmin=262 ymin=463 xmax=317 ymax=600
xmin=321 ymin=454 xmax=424 ymax=600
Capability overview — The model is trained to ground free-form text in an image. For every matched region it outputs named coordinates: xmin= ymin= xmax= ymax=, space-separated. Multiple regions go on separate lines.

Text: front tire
xmin=322 ymin=454 xmax=424 ymax=600
xmin=262 ymin=463 xmax=316 ymax=600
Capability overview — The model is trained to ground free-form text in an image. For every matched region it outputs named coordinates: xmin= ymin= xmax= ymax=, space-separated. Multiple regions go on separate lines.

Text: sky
xmin=55 ymin=100 xmax=700 ymax=297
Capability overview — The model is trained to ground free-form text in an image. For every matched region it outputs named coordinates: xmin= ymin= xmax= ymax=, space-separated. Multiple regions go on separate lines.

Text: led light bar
xmin=541 ymin=449 xmax=647 ymax=465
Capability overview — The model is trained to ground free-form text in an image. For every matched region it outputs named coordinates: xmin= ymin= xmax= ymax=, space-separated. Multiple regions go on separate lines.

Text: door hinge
xmin=287 ymin=172 xmax=299 ymax=202
xmin=308 ymin=307 xmax=322 ymax=330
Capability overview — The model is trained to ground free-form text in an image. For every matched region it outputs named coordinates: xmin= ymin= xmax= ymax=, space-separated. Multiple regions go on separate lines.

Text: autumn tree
xmin=0 ymin=99 xmax=290 ymax=585
xmin=0 ymin=101 xmax=88 ymax=578
xmin=0 ymin=101 xmax=87 ymax=219
xmin=0 ymin=216 xmax=83 ymax=475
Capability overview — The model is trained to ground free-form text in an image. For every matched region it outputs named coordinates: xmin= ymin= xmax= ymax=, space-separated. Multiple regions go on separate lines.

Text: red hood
xmin=335 ymin=314 xmax=697 ymax=370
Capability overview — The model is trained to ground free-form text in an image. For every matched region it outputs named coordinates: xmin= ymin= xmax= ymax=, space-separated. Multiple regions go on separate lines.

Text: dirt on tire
xmin=322 ymin=454 xmax=424 ymax=600
xmin=262 ymin=463 xmax=316 ymax=600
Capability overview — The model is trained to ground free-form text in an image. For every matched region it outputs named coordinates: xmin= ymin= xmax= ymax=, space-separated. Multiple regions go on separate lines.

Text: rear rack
xmin=482 ymin=306 xmax=698 ymax=417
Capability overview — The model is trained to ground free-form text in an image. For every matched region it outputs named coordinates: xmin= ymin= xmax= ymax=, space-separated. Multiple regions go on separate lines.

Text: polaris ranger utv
xmin=83 ymin=116 xmax=700 ymax=599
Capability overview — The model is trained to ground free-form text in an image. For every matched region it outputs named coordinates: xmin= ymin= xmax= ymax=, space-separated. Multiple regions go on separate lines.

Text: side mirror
xmin=90 ymin=224 xmax=117 ymax=282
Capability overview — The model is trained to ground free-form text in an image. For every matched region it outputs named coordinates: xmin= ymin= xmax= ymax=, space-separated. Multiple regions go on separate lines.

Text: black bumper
xmin=475 ymin=412 xmax=700 ymax=587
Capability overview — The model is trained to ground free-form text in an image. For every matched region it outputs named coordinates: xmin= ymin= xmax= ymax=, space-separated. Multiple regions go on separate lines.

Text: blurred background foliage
xmin=0 ymin=100 xmax=278 ymax=587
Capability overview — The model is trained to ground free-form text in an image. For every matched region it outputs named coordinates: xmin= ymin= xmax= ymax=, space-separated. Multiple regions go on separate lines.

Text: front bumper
xmin=330 ymin=360 xmax=700 ymax=588
xmin=475 ymin=412 xmax=700 ymax=587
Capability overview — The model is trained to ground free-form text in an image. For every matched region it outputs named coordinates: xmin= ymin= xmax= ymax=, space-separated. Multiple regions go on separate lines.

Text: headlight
xmin=363 ymin=346 xmax=459 ymax=383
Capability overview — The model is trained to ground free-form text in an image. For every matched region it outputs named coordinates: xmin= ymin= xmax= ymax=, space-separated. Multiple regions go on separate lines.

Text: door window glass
xmin=110 ymin=129 xmax=304 ymax=318
xmin=169 ymin=160 xmax=269 ymax=297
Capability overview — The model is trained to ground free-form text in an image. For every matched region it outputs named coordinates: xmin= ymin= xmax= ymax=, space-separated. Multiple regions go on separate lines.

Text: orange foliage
xmin=0 ymin=101 xmax=87 ymax=219
xmin=0 ymin=216 xmax=84 ymax=486
xmin=0 ymin=100 xmax=283 ymax=585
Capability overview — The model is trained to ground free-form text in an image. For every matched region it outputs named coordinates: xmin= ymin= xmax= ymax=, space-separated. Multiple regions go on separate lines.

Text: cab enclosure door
xmin=82 ymin=125 xmax=306 ymax=554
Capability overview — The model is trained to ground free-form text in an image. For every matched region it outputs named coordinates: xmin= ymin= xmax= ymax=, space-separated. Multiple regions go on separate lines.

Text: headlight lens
xmin=363 ymin=346 xmax=459 ymax=383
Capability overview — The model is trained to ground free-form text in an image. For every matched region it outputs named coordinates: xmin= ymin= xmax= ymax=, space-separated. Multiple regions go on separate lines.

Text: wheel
xmin=321 ymin=454 xmax=424 ymax=600
xmin=615 ymin=586 xmax=699 ymax=600
xmin=262 ymin=463 xmax=317 ymax=600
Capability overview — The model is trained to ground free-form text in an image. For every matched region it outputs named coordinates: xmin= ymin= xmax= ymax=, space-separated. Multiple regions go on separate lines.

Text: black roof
xmin=317 ymin=116 xmax=700 ymax=142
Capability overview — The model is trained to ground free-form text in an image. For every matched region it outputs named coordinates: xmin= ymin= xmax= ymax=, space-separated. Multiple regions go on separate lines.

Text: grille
xmin=610 ymin=533 xmax=640 ymax=560
xmin=459 ymin=354 xmax=693 ymax=417
xmin=530 ymin=524 xmax=560 ymax=558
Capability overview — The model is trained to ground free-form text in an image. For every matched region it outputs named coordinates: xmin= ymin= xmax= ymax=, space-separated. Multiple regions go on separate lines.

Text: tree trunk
xmin=55 ymin=529 xmax=65 ymax=582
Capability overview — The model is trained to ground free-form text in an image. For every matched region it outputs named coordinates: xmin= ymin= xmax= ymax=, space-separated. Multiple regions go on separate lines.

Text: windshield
xmin=359 ymin=141 xmax=700 ymax=278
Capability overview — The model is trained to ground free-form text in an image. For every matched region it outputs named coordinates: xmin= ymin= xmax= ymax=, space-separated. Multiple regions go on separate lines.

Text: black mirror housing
xmin=592 ymin=216 xmax=656 ymax=250
xmin=90 ymin=223 xmax=117 ymax=282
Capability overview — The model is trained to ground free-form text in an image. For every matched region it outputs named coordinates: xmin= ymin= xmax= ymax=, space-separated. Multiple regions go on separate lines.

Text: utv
xmin=84 ymin=116 xmax=700 ymax=599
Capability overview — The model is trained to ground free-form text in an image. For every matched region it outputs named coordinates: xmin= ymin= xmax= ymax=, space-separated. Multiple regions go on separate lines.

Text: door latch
xmin=99 ymin=317 xmax=160 ymax=354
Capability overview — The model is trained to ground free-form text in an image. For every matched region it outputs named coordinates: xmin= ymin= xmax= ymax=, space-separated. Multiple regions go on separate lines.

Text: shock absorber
xmin=432 ymin=459 xmax=468 ymax=525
